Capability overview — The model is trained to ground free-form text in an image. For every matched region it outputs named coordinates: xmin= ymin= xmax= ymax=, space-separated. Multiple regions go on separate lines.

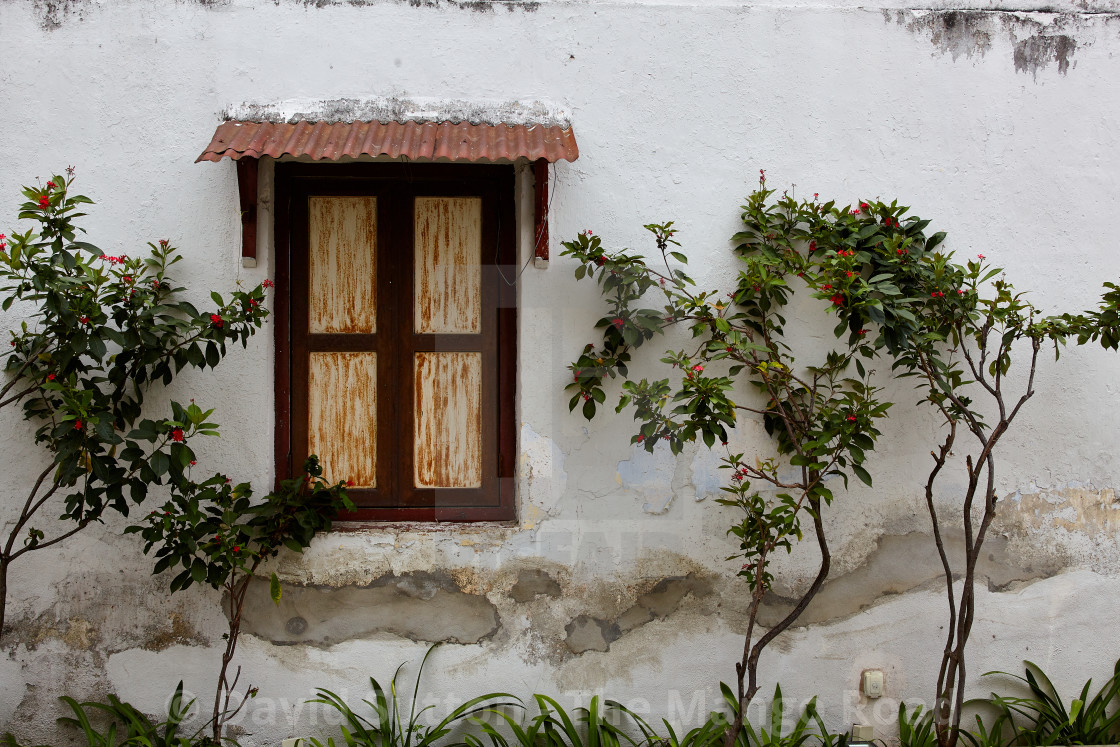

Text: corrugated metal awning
xmin=196 ymin=120 xmax=579 ymax=163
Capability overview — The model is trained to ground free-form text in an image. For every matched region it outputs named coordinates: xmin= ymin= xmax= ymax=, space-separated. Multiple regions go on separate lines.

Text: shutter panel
xmin=309 ymin=352 xmax=378 ymax=487
xmin=308 ymin=197 xmax=377 ymax=334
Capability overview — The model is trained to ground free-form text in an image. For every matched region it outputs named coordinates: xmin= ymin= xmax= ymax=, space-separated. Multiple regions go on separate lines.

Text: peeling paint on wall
xmin=240 ymin=571 xmax=502 ymax=645
xmin=564 ymin=574 xmax=714 ymax=654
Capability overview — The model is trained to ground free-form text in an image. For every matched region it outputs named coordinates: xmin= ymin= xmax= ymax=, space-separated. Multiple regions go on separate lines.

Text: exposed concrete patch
xmin=564 ymin=573 xmax=713 ymax=653
xmin=5 ymin=615 xmax=102 ymax=652
xmin=564 ymin=614 xmax=620 ymax=654
xmin=510 ymin=569 xmax=561 ymax=602
xmin=996 ymin=484 xmax=1120 ymax=567
xmin=757 ymin=530 xmax=1064 ymax=629
xmin=893 ymin=8 xmax=1098 ymax=76
xmin=239 ymin=571 xmax=501 ymax=646
xmin=141 ymin=612 xmax=208 ymax=652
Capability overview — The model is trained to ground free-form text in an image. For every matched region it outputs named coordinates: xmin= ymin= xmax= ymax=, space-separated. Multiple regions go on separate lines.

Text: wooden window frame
xmin=274 ymin=162 xmax=517 ymax=522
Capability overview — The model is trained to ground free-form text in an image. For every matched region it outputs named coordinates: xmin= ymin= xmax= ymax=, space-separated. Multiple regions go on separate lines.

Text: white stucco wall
xmin=2 ymin=0 xmax=1120 ymax=744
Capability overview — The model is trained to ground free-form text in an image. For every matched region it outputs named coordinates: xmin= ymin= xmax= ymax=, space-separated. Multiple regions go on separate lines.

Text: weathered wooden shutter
xmin=284 ymin=165 xmax=515 ymax=521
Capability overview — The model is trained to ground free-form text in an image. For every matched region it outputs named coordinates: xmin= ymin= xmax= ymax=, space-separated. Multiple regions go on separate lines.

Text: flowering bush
xmin=0 ymin=172 xmax=270 ymax=641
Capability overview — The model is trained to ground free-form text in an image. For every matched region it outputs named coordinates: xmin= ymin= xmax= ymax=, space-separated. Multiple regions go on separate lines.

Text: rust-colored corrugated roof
xmin=197 ymin=120 xmax=579 ymax=163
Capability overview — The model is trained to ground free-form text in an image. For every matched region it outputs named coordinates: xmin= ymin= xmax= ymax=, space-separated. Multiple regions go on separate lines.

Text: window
xmin=274 ymin=163 xmax=516 ymax=521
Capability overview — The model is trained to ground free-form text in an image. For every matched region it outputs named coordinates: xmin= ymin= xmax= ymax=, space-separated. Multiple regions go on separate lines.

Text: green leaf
xmin=852 ymin=463 xmax=873 ymax=487
xmin=270 ymin=573 xmax=282 ymax=605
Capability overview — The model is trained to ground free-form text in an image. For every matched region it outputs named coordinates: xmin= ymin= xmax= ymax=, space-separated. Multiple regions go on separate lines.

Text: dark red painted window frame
xmin=274 ymin=162 xmax=517 ymax=522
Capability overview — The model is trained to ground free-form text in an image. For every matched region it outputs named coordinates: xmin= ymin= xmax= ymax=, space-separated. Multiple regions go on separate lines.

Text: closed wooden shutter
xmin=280 ymin=164 xmax=515 ymax=521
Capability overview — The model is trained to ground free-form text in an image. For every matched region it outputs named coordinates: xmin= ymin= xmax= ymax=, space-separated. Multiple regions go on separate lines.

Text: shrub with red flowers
xmin=0 ymin=173 xmax=275 ymax=644
xmin=563 ymin=182 xmax=1119 ymax=747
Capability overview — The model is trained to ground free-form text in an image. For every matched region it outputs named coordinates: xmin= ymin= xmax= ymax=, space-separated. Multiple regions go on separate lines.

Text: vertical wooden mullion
xmin=398 ymin=188 xmax=427 ymax=511
xmin=374 ymin=188 xmax=396 ymax=504
xmin=289 ymin=185 xmax=311 ymax=484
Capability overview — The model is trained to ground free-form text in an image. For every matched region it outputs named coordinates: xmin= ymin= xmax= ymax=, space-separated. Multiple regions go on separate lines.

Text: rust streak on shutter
xmin=309 ymin=197 xmax=377 ymax=334
xmin=414 ymin=352 xmax=482 ymax=488
xmin=414 ymin=197 xmax=481 ymax=334
xmin=309 ymin=352 xmax=377 ymax=487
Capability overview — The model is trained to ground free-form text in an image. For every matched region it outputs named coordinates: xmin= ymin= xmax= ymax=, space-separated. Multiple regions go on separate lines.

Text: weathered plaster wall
xmin=2 ymin=0 xmax=1120 ymax=744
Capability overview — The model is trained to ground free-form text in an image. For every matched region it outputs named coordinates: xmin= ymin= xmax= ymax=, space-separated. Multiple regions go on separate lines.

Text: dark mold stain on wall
xmin=889 ymin=8 xmax=1105 ymax=77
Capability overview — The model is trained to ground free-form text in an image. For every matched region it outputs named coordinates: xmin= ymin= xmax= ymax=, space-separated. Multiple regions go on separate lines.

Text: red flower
xmin=233 ymin=546 xmax=240 ymax=553
xmin=611 ymin=317 xmax=624 ymax=328
xmin=822 ymin=284 xmax=833 ymax=290
xmin=636 ymin=434 xmax=645 ymax=442
xmin=74 ymin=420 xmax=82 ymax=430
xmin=596 ymin=255 xmax=605 ymax=266
xmin=159 ymin=239 xmax=169 ymax=247
xmin=0 ymin=243 xmax=5 ymax=252
xmin=809 ymin=241 xmax=816 ymax=252
xmin=831 ymin=294 xmax=844 ymax=306
xmin=847 ymin=415 xmax=857 ymax=422
xmin=692 ymin=364 xmax=704 ymax=372
xmin=0 ymin=234 xmax=6 ymax=240
xmin=846 ymin=271 xmax=854 ymax=278
xmin=122 ymin=276 xmax=132 ymax=283
xmin=46 ymin=181 xmax=56 ymax=189
xmin=858 ymin=328 xmax=868 ymax=336
xmin=171 ymin=428 xmax=184 ymax=442
xmin=210 ymin=313 xmax=224 ymax=328
xmin=725 ymin=346 xmax=733 ymax=352
xmin=262 ymin=279 xmax=275 ymax=288
xmin=851 ymin=209 xmax=860 ymax=215
xmin=813 ymin=193 xmax=819 ymax=200
xmin=586 ymin=229 xmax=594 ymax=236
xmin=38 ymin=196 xmax=49 ymax=208
xmin=860 ymin=202 xmax=869 ymax=210
xmin=153 ymin=280 xmax=160 ymax=289
xmin=346 ymin=479 xmax=356 ymax=487
xmin=80 ymin=316 xmax=90 ymax=324
xmin=47 ymin=373 xmax=55 ymax=381
xmin=190 ymin=459 xmax=197 ymax=466
xmin=977 ymin=254 xmax=985 ymax=260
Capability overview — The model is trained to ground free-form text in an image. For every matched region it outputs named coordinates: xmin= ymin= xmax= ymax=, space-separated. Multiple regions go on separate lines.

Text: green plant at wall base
xmin=57 ymin=681 xmax=202 ymax=747
xmin=0 ymin=172 xmax=270 ymax=644
xmin=128 ymin=456 xmax=354 ymax=745
xmin=979 ymin=658 xmax=1120 ymax=746
xmin=306 ymin=644 xmax=518 ymax=747
xmin=899 ymin=703 xmax=938 ymax=747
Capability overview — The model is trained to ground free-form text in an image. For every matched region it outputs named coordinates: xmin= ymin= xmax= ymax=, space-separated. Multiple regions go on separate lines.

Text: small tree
xmin=0 ymin=172 xmax=269 ymax=642
xmin=128 ymin=455 xmax=353 ymax=744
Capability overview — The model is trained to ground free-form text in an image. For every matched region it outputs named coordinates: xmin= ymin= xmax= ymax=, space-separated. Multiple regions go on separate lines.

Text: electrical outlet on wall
xmin=861 ymin=669 xmax=884 ymax=698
